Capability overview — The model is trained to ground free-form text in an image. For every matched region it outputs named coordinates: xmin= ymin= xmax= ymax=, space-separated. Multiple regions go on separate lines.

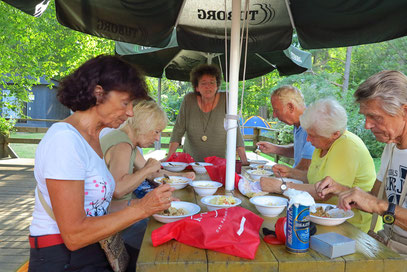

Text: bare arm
xmin=47 ymin=179 xmax=174 ymax=251
xmin=315 ymin=177 xmax=380 ymax=199
xmin=106 ymin=143 xmax=160 ymax=198
xmin=272 ymin=164 xmax=308 ymax=182
xmin=259 ymin=176 xmax=327 ymax=201
xmin=294 ymin=158 xmax=312 ymax=171
xmin=237 ymin=146 xmax=249 ymax=165
xmin=257 ymin=141 xmax=294 ymax=158
xmin=337 ymin=187 xmax=407 ymax=230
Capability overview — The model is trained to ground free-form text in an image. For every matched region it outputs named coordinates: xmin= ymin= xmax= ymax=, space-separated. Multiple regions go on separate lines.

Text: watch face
xmin=383 ymin=214 xmax=395 ymax=224
xmin=281 ymin=184 xmax=287 ymax=191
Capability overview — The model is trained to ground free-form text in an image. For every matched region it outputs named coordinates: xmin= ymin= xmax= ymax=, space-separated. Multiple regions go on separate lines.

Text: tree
xmin=0 ymin=2 xmax=114 ymax=135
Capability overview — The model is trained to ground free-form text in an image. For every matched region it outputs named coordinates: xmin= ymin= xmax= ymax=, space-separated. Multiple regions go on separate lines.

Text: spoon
xmin=254 ymin=144 xmax=261 ymax=154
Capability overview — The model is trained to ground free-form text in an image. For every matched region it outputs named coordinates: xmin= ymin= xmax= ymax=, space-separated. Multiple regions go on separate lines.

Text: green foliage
xmin=0 ymin=2 xmax=114 ymax=133
xmin=2 ymin=2 xmax=406 ymax=158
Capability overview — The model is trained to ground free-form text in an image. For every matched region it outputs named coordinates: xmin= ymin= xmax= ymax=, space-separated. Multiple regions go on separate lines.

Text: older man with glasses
xmin=316 ymin=70 xmax=407 ymax=255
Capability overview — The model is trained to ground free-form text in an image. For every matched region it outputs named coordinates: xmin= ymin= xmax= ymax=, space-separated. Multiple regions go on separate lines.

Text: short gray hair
xmin=271 ymin=85 xmax=305 ymax=108
xmin=355 ymin=70 xmax=407 ymax=116
xmin=300 ymin=98 xmax=347 ymax=138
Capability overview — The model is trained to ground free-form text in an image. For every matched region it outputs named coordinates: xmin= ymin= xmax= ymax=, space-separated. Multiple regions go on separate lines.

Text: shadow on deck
xmin=0 ymin=158 xmax=35 ymax=271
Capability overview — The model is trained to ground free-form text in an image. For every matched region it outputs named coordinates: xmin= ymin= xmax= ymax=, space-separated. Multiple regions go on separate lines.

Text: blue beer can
xmin=286 ymin=204 xmax=310 ymax=253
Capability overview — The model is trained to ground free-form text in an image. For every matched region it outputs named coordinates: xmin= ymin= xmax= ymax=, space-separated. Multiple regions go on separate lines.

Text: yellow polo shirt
xmin=307 ymin=130 xmax=376 ymax=232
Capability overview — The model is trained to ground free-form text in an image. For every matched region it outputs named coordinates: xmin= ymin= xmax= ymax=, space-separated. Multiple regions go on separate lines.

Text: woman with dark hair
xmin=164 ymin=64 xmax=248 ymax=163
xmin=28 ymin=55 xmax=175 ymax=271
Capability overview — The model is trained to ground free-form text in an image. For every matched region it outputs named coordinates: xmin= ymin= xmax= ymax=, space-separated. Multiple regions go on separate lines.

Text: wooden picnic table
xmin=136 ymin=167 xmax=406 ymax=272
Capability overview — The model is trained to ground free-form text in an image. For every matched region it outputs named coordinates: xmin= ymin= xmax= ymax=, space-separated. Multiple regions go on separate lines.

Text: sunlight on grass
xmin=7 ymin=131 xmax=382 ymax=174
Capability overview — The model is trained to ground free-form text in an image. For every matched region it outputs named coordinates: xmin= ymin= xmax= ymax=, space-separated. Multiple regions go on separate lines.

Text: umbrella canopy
xmin=116 ymin=32 xmax=312 ymax=81
xmin=5 ymin=0 xmax=407 ymax=50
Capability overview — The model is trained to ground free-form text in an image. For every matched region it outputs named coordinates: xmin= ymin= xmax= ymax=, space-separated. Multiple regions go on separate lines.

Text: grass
xmin=8 ymin=131 xmax=383 ymax=174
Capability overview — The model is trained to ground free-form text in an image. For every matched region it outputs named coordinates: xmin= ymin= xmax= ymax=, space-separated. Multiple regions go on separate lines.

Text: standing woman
xmin=165 ymin=64 xmax=248 ymax=163
xmin=28 ymin=55 xmax=175 ymax=271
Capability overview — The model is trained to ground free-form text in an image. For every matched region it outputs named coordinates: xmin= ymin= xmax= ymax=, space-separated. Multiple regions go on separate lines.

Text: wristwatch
xmin=383 ymin=203 xmax=396 ymax=225
xmin=280 ymin=180 xmax=288 ymax=194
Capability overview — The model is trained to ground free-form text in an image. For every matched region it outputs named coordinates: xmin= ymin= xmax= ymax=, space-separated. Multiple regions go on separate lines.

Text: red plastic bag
xmin=166 ymin=152 xmax=195 ymax=169
xmin=204 ymin=156 xmax=240 ymax=187
xmin=151 ymin=206 xmax=264 ymax=259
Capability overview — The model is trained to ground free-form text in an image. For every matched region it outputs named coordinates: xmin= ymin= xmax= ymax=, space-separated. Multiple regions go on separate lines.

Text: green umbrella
xmin=116 ymin=31 xmax=312 ymax=81
xmin=5 ymin=0 xmax=406 ymax=50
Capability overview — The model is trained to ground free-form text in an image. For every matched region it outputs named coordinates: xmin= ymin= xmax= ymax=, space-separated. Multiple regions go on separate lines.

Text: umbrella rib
xmin=255 ymin=54 xmax=277 ymax=69
xmin=284 ymin=0 xmax=297 ymax=30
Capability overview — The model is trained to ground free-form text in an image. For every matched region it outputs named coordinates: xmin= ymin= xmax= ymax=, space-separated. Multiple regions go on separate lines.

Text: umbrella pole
xmin=225 ymin=0 xmax=241 ymax=191
xmin=155 ymin=78 xmax=162 ymax=150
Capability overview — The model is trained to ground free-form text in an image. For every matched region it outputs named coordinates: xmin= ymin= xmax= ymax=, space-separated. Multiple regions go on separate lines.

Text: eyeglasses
xmin=199 ymin=81 xmax=217 ymax=87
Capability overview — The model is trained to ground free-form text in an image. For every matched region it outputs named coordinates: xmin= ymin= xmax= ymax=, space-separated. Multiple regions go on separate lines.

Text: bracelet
xmin=127 ymin=199 xmax=132 ymax=206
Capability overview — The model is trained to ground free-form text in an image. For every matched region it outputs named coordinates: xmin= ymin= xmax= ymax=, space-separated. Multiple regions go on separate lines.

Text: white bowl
xmin=250 ymin=195 xmax=288 ymax=217
xmin=309 ymin=203 xmax=354 ymax=226
xmin=189 ymin=181 xmax=222 ymax=196
xmin=200 ymin=195 xmax=242 ymax=211
xmin=152 ymin=201 xmax=201 ymax=223
xmin=248 ymin=159 xmax=268 ymax=166
xmin=189 ymin=162 xmax=213 ymax=174
xmin=153 ymin=176 xmax=192 ymax=190
xmin=246 ymin=169 xmax=273 ymax=180
xmin=161 ymin=162 xmax=189 ymax=172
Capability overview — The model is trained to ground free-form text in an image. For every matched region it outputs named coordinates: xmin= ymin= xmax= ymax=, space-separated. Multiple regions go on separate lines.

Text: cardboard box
xmin=310 ymin=232 xmax=355 ymax=258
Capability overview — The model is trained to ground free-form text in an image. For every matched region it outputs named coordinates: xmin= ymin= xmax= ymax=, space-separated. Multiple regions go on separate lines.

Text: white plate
xmin=189 ymin=162 xmax=213 ymax=174
xmin=250 ymin=195 xmax=288 ymax=217
xmin=282 ymin=178 xmax=304 ymax=184
xmin=201 ymin=195 xmax=242 ymax=211
xmin=248 ymin=159 xmax=268 ymax=166
xmin=153 ymin=176 xmax=192 ymax=190
xmin=161 ymin=162 xmax=189 ymax=172
xmin=309 ymin=203 xmax=354 ymax=226
xmin=152 ymin=201 xmax=201 ymax=223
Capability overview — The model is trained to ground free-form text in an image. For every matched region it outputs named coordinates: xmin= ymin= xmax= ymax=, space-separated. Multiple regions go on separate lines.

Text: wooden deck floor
xmin=0 ymin=158 xmax=35 ymax=271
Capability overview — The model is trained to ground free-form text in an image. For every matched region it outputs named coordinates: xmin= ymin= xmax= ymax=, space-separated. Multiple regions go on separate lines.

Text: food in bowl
xmin=159 ymin=207 xmax=187 ymax=216
xmin=161 ymin=162 xmax=189 ymax=172
xmin=157 ymin=176 xmax=189 ymax=184
xmin=246 ymin=169 xmax=273 ymax=180
xmin=153 ymin=176 xmax=192 ymax=190
xmin=251 ymin=168 xmax=271 ymax=175
xmin=201 ymin=195 xmax=242 ymax=211
xmin=209 ymin=196 xmax=237 ymax=205
xmin=309 ymin=203 xmax=354 ymax=226
xmin=153 ymin=201 xmax=201 ymax=223
xmin=250 ymin=195 xmax=288 ymax=217
xmin=311 ymin=206 xmax=331 ymax=218
xmin=189 ymin=181 xmax=222 ymax=196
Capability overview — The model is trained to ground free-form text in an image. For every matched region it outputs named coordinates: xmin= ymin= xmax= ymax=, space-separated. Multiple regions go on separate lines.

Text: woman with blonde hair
xmin=101 ymin=99 xmax=195 ymax=201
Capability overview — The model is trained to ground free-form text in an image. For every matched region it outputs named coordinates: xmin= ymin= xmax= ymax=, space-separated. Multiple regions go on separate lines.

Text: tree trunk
xmin=343 ymin=46 xmax=353 ymax=92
